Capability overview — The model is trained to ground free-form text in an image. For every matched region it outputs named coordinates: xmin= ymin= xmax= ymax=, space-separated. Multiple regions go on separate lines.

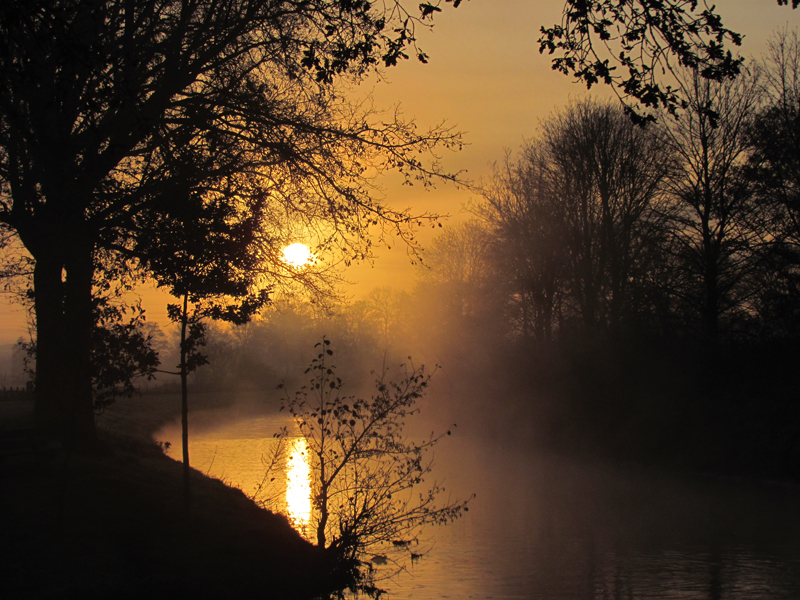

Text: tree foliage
xmin=91 ymin=298 xmax=160 ymax=408
xmin=264 ymin=338 xmax=470 ymax=595
xmin=540 ymin=1 xmax=796 ymax=125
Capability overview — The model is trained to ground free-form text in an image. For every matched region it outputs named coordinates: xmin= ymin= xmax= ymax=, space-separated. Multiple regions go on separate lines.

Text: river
xmin=154 ymin=401 xmax=800 ymax=600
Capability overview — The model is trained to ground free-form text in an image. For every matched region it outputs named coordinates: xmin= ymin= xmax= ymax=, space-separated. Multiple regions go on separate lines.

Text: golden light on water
xmin=282 ymin=243 xmax=312 ymax=268
xmin=286 ymin=437 xmax=312 ymax=528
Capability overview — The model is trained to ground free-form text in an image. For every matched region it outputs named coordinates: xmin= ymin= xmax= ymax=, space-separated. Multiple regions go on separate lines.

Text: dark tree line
xmin=401 ymin=42 xmax=800 ymax=474
xmin=465 ymin=31 xmax=800 ymax=347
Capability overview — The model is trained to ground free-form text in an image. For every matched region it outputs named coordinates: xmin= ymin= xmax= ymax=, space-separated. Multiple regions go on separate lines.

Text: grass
xmin=0 ymin=397 xmax=341 ymax=600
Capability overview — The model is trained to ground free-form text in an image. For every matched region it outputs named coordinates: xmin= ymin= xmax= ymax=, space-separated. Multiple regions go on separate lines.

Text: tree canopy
xmin=0 ymin=0 xmax=463 ymax=444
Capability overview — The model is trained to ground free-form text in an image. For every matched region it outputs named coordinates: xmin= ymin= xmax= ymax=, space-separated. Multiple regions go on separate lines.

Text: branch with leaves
xmin=265 ymin=338 xmax=471 ymax=596
xmin=538 ymin=1 xmax=800 ymax=125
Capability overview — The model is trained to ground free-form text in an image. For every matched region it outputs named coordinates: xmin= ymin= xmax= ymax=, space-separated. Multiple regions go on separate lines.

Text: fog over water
xmin=154 ymin=390 xmax=800 ymax=600
xmin=3 ymin=4 xmax=800 ymax=600
xmin=134 ymin=182 xmax=800 ymax=594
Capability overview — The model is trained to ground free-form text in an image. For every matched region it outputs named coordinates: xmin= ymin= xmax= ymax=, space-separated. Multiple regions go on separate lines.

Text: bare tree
xmin=416 ymin=220 xmax=497 ymax=337
xmin=748 ymin=29 xmax=800 ymax=335
xmin=476 ymin=150 xmax=566 ymax=341
xmin=540 ymin=99 xmax=670 ymax=335
xmin=662 ymin=66 xmax=765 ymax=341
xmin=474 ymin=101 xmax=671 ymax=340
xmin=752 ymin=29 xmax=800 ymax=250
xmin=362 ymin=287 xmax=409 ymax=351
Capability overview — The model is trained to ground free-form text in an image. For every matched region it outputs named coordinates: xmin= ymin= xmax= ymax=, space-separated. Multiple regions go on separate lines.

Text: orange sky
xmin=1 ymin=0 xmax=797 ymax=344
xmin=344 ymin=0 xmax=800 ymax=296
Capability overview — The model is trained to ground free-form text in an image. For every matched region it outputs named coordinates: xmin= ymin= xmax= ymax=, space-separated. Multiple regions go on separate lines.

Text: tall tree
xmin=748 ymin=29 xmax=800 ymax=335
xmin=662 ymin=66 xmax=764 ymax=342
xmin=361 ymin=287 xmax=409 ymax=351
xmin=0 ymin=0 xmax=462 ymax=445
xmin=416 ymin=220 xmax=496 ymax=337
xmin=139 ymin=190 xmax=269 ymax=506
xmin=477 ymin=151 xmax=566 ymax=341
xmin=476 ymin=102 xmax=670 ymax=341
xmin=539 ymin=99 xmax=669 ymax=335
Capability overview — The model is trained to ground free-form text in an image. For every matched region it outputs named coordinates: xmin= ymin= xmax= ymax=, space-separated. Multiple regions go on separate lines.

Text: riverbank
xmin=427 ymin=334 xmax=800 ymax=486
xmin=0 ymin=396 xmax=340 ymax=600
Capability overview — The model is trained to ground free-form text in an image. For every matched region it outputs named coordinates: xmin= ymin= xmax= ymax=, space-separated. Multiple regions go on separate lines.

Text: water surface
xmin=156 ymin=406 xmax=800 ymax=599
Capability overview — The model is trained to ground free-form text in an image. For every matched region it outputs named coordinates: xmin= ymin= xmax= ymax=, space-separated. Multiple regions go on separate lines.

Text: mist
xmin=3 ymin=3 xmax=800 ymax=598
xmin=110 ymin=89 xmax=800 ymax=597
xmin=102 ymin=249 xmax=800 ymax=599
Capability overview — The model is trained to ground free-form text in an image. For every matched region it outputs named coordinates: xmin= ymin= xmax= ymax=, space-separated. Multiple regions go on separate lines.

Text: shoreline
xmin=0 ymin=393 xmax=342 ymax=600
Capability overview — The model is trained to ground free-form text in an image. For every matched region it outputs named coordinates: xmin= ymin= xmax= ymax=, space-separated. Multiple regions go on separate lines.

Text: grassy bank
xmin=0 ymin=398 xmax=341 ymax=600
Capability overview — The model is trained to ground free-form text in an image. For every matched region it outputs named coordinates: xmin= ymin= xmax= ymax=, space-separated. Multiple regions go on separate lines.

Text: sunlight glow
xmin=286 ymin=437 xmax=312 ymax=528
xmin=282 ymin=243 xmax=312 ymax=268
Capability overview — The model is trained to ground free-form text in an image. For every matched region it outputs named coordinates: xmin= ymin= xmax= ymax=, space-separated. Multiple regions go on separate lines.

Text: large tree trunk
xmin=32 ymin=240 xmax=97 ymax=447
xmin=62 ymin=243 xmax=97 ymax=447
xmin=33 ymin=254 xmax=68 ymax=435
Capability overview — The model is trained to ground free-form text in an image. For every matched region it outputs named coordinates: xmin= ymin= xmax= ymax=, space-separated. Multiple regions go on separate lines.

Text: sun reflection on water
xmin=286 ymin=437 xmax=312 ymax=531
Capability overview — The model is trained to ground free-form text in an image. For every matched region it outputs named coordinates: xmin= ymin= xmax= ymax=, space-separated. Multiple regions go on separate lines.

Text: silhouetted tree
xmin=476 ymin=101 xmax=671 ymax=340
xmin=0 ymin=0 xmax=463 ymax=445
xmin=540 ymin=99 xmax=670 ymax=335
xmin=361 ymin=287 xmax=409 ymax=351
xmin=540 ymin=1 xmax=797 ymax=125
xmin=16 ymin=265 xmax=163 ymax=413
xmin=416 ymin=220 xmax=497 ymax=341
xmin=263 ymin=339 xmax=470 ymax=595
xmin=91 ymin=297 xmax=160 ymax=408
xmin=0 ymin=225 xmax=32 ymax=296
xmin=748 ymin=29 xmax=800 ymax=336
xmin=661 ymin=67 xmax=764 ymax=342
xmin=477 ymin=151 xmax=566 ymax=341
xmin=139 ymin=192 xmax=269 ymax=505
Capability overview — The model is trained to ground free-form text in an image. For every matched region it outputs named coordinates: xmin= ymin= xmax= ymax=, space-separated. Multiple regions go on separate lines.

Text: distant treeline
xmin=437 ymin=33 xmax=800 ymax=346
xmin=404 ymin=33 xmax=800 ymax=478
xmin=0 ymin=385 xmax=32 ymax=400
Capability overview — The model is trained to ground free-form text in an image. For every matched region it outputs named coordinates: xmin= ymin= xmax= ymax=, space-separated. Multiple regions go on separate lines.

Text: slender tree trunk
xmin=703 ymin=252 xmax=720 ymax=344
xmin=180 ymin=293 xmax=191 ymax=508
xmin=543 ymin=286 xmax=554 ymax=342
xmin=521 ymin=289 xmax=531 ymax=339
xmin=317 ymin=460 xmax=328 ymax=547
xmin=316 ymin=501 xmax=328 ymax=548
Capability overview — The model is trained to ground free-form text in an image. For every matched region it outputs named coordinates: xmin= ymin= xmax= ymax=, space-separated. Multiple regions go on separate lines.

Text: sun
xmin=282 ymin=243 xmax=312 ymax=268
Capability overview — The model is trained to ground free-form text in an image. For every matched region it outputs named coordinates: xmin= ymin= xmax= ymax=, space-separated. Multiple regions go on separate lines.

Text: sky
xmin=344 ymin=0 xmax=800 ymax=295
xmin=0 ymin=0 xmax=797 ymax=345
